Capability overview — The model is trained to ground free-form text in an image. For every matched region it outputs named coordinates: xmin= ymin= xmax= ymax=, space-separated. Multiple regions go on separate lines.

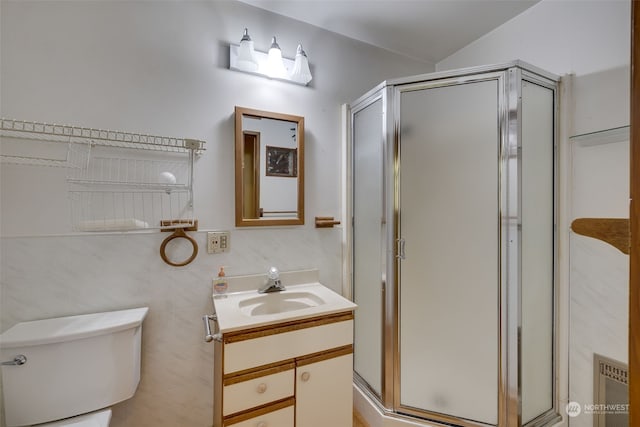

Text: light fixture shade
xmin=236 ymin=28 xmax=258 ymax=72
xmin=265 ymin=36 xmax=288 ymax=79
xmin=290 ymin=44 xmax=312 ymax=85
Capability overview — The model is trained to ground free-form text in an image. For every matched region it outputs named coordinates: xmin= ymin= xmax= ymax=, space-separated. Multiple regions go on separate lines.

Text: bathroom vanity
xmin=209 ymin=282 xmax=357 ymax=427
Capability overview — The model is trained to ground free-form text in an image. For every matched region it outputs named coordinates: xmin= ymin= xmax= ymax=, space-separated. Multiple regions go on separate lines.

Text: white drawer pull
xmin=256 ymin=383 xmax=267 ymax=394
xmin=300 ymin=371 xmax=311 ymax=382
xmin=256 ymin=422 xmax=267 ymax=427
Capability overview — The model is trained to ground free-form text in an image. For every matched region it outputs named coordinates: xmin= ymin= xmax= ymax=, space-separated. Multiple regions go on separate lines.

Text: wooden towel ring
xmin=160 ymin=227 xmax=198 ymax=267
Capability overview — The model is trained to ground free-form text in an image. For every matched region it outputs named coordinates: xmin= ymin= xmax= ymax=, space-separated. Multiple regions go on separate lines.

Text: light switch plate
xmin=207 ymin=231 xmax=230 ymax=254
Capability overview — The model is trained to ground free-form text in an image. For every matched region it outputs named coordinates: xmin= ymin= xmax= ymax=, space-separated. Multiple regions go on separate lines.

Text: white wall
xmin=570 ymin=128 xmax=629 ymax=427
xmin=437 ymin=0 xmax=630 ymax=134
xmin=437 ymin=1 xmax=630 ymax=426
xmin=0 ymin=1 xmax=432 ymax=426
xmin=436 ymin=0 xmax=629 ymax=75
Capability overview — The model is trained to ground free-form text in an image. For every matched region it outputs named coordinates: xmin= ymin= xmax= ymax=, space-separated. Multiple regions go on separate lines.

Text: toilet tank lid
xmin=0 ymin=307 xmax=149 ymax=349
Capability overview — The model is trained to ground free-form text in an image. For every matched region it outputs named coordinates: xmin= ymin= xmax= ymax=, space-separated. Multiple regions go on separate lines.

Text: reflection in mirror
xmin=234 ymin=106 xmax=304 ymax=226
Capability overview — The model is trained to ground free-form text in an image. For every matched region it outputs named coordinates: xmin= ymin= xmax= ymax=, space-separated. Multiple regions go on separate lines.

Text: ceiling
xmin=238 ymin=0 xmax=541 ymax=64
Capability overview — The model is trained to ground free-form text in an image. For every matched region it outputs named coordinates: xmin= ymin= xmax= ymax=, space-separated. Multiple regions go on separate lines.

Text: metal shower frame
xmin=348 ymin=61 xmax=561 ymax=427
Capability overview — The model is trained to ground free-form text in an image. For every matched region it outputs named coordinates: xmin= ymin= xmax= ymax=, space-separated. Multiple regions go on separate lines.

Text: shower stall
xmin=349 ymin=62 xmax=560 ymax=427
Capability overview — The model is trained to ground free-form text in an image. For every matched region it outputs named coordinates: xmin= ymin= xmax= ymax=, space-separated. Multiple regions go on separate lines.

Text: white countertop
xmin=212 ymin=282 xmax=357 ymax=334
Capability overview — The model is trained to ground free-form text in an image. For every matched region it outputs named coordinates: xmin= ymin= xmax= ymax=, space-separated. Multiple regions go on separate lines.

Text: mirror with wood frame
xmin=234 ymin=106 xmax=305 ymax=226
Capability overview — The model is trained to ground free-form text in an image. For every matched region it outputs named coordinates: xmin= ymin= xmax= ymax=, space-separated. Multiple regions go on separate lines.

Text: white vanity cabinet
xmin=295 ymin=351 xmax=353 ymax=427
xmin=213 ymin=312 xmax=354 ymax=427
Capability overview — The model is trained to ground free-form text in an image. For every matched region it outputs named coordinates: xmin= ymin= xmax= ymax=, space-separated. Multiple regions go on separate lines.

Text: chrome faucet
xmin=258 ymin=267 xmax=286 ymax=293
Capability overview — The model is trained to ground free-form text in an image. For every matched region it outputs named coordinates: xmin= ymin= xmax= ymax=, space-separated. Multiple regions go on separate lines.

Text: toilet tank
xmin=0 ymin=307 xmax=149 ymax=427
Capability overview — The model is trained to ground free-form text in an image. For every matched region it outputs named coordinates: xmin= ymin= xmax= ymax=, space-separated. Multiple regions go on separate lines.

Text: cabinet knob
xmin=300 ymin=371 xmax=311 ymax=382
xmin=256 ymin=422 xmax=267 ymax=427
xmin=256 ymin=383 xmax=267 ymax=394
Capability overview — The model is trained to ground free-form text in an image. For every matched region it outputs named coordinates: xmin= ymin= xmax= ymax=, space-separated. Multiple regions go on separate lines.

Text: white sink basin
xmin=238 ymin=291 xmax=326 ymax=316
xmin=212 ymin=282 xmax=357 ymax=333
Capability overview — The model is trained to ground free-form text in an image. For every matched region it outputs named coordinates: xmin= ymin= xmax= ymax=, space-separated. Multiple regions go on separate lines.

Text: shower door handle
xmin=397 ymin=238 xmax=406 ymax=260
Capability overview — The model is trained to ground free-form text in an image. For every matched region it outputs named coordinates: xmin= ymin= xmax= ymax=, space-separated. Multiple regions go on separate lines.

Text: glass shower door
xmin=352 ymin=97 xmax=385 ymax=397
xmin=397 ymin=80 xmax=500 ymax=425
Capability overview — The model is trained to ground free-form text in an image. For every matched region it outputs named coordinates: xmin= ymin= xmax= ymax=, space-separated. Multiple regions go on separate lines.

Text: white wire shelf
xmin=0 ymin=155 xmax=72 ymax=168
xmin=66 ymin=150 xmax=192 ymax=186
xmin=66 ymin=180 xmax=190 ymax=191
xmin=69 ymin=189 xmax=196 ymax=232
xmin=1 ymin=118 xmax=206 ymax=154
xmin=65 ymin=145 xmax=197 ymax=232
xmin=2 ymin=117 xmax=204 ymax=232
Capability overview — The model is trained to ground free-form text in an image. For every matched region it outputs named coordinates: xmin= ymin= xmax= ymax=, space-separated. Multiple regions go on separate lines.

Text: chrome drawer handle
xmin=2 ymin=355 xmax=27 ymax=366
xmin=256 ymin=383 xmax=267 ymax=394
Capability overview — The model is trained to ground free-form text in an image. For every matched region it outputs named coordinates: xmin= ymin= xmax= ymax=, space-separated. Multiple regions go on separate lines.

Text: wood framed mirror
xmin=234 ymin=106 xmax=304 ymax=226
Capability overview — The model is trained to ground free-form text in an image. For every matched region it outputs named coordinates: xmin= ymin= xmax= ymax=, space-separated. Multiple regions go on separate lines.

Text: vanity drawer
xmin=223 ymin=364 xmax=294 ymax=416
xmin=224 ymin=318 xmax=353 ymax=374
xmin=224 ymin=400 xmax=294 ymax=427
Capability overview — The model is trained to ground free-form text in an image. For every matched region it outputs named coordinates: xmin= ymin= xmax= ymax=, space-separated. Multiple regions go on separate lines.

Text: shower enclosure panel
xmin=352 ymin=94 xmax=386 ymax=398
xmin=349 ymin=62 xmax=559 ymax=427
xmin=397 ymin=76 xmax=500 ymax=426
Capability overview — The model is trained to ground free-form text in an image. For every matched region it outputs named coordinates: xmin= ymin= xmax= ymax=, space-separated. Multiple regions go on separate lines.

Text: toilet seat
xmin=36 ymin=409 xmax=111 ymax=427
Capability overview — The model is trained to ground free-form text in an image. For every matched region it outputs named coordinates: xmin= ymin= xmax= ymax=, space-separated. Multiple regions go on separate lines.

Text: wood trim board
xmin=571 ymin=218 xmax=630 ymax=254
xmin=630 ymin=1 xmax=639 ymax=425
xmin=222 ymin=312 xmax=354 ymax=344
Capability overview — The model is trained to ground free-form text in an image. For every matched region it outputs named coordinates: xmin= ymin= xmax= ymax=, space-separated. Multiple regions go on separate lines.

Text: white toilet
xmin=0 ymin=307 xmax=149 ymax=427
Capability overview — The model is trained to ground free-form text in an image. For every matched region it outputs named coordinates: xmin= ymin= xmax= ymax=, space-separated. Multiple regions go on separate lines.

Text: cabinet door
xmin=295 ymin=353 xmax=353 ymax=427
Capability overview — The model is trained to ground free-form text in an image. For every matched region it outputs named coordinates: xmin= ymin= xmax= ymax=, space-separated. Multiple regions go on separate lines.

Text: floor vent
xmin=594 ymin=354 xmax=629 ymax=427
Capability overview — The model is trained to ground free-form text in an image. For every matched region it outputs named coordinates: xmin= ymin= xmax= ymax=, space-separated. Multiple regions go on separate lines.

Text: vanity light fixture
xmin=229 ymin=28 xmax=313 ymax=86
xmin=235 ymin=28 xmax=258 ymax=72
xmin=266 ymin=36 xmax=288 ymax=78
xmin=290 ymin=44 xmax=312 ymax=85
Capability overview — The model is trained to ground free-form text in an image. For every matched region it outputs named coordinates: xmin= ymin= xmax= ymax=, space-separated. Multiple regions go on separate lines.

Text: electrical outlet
xmin=207 ymin=231 xmax=230 ymax=254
